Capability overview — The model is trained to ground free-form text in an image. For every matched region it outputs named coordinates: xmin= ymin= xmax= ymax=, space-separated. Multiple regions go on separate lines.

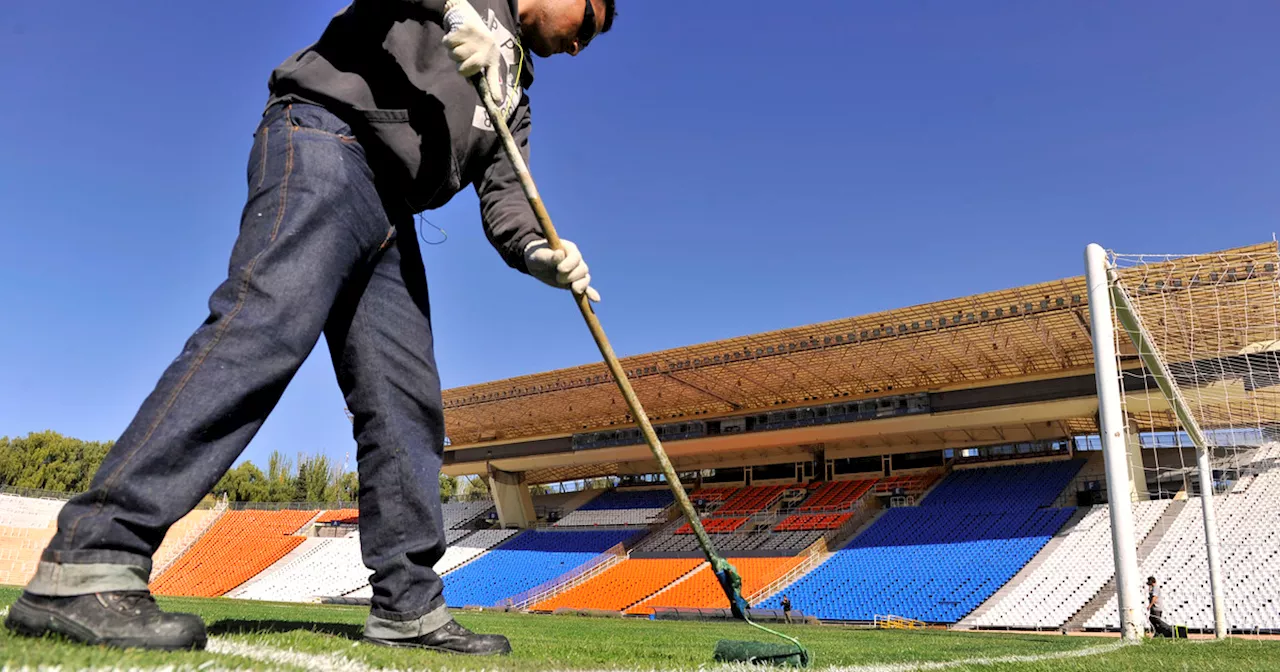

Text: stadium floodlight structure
xmin=1085 ymin=241 xmax=1280 ymax=640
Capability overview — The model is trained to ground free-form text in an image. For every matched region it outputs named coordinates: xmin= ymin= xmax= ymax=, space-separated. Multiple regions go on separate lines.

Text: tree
xmin=294 ymin=452 xmax=336 ymax=502
xmin=439 ymin=473 xmax=458 ymax=502
xmin=212 ymin=462 xmax=269 ymax=502
xmin=461 ymin=475 xmax=490 ymax=501
xmin=2 ymin=430 xmax=366 ymax=505
xmin=0 ymin=431 xmax=113 ymax=493
xmin=265 ymin=450 xmax=296 ymax=502
xmin=336 ymin=471 xmax=359 ymax=504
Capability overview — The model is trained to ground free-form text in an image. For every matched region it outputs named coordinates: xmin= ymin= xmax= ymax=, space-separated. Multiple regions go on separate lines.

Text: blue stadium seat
xmin=442 ymin=529 xmax=642 ymax=607
xmin=758 ymin=461 xmax=1082 ymax=623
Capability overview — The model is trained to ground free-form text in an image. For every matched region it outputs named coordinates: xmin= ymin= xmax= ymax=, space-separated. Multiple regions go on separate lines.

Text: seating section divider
xmin=151 ymin=509 xmax=318 ymax=597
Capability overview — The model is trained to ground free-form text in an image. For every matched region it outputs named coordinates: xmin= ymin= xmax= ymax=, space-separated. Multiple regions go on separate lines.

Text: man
xmin=780 ymin=594 xmax=793 ymax=624
xmin=1147 ymin=576 xmax=1174 ymax=638
xmin=4 ymin=0 xmax=615 ymax=656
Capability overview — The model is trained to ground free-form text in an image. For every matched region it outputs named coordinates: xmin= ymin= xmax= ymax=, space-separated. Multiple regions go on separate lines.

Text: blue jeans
xmin=28 ymin=102 xmax=453 ymax=637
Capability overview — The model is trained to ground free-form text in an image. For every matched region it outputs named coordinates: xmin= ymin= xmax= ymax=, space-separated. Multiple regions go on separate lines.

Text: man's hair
xmin=601 ymin=0 xmax=616 ymax=33
xmin=1148 ymin=576 xmax=1156 ymax=584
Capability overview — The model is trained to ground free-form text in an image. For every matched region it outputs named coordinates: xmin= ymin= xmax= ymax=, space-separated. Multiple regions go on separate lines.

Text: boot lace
xmin=111 ymin=591 xmax=159 ymax=616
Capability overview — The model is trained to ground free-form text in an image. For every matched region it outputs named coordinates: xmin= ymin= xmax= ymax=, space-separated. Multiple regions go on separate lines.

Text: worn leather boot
xmin=4 ymin=590 xmax=206 ymax=651
xmin=363 ymin=619 xmax=512 ymax=655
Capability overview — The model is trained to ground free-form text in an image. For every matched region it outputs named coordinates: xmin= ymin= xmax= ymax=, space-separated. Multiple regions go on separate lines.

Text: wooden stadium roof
xmin=441 ymin=241 xmax=1280 ymax=450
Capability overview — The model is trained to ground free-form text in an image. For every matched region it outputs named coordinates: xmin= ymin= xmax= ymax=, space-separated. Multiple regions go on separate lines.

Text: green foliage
xmin=211 ymin=462 xmax=269 ymax=502
xmin=0 ymin=431 xmax=358 ymax=505
xmin=0 ymin=431 xmax=113 ymax=493
xmin=461 ymin=475 xmax=491 ymax=501
xmin=336 ymin=471 xmax=359 ymax=503
xmin=294 ymin=452 xmax=336 ymax=502
xmin=214 ymin=449 xmax=354 ymax=504
xmin=439 ymin=473 xmax=459 ymax=502
xmin=265 ymin=450 xmax=296 ymax=502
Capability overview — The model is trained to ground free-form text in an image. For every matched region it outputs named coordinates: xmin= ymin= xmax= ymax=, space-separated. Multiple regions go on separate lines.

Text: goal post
xmin=1084 ymin=243 xmax=1146 ymax=642
xmin=1084 ymin=241 xmax=1280 ymax=640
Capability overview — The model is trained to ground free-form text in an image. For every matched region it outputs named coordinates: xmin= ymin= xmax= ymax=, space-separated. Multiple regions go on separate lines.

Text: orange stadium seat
xmin=150 ymin=509 xmax=317 ymax=597
xmin=316 ymin=509 xmax=359 ymax=524
xmin=873 ymin=472 xmax=940 ymax=495
xmin=530 ymin=558 xmax=703 ymax=612
xmin=688 ymin=487 xmax=737 ymax=502
xmin=715 ymin=485 xmax=786 ymax=515
xmin=797 ymin=478 xmax=877 ymax=512
xmin=674 ymin=517 xmax=748 ymax=535
xmin=149 ymin=507 xmax=221 ymax=581
xmin=0 ymin=525 xmax=57 ymax=587
xmin=626 ymin=556 xmax=807 ymax=615
xmin=772 ymin=512 xmax=853 ymax=531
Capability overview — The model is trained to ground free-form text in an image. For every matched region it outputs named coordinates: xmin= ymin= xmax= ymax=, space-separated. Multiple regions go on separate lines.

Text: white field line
xmin=206 ymin=637 xmax=386 ymax=672
xmin=798 ymin=640 xmax=1130 ymax=672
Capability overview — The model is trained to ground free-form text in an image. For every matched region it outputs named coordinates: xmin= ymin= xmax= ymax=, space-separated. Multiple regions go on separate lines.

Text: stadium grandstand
xmin=4 ymin=241 xmax=1279 ymax=636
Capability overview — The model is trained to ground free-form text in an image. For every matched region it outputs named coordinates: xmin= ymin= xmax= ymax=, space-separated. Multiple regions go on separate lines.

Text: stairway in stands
xmin=957 ymin=504 xmax=1093 ymax=629
xmin=1064 ymin=499 xmax=1186 ymax=631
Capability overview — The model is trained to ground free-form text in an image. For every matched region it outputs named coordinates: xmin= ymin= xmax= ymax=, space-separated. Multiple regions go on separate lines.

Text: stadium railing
xmin=874 ymin=614 xmax=926 ymax=630
xmin=500 ymin=540 xmax=628 ymax=611
xmin=0 ymin=485 xmax=79 ymax=502
xmin=149 ymin=496 xmax=229 ymax=581
xmin=649 ymin=606 xmax=800 ymax=623
xmin=224 ymin=500 xmax=351 ymax=511
xmin=747 ymin=535 xmax=829 ymax=604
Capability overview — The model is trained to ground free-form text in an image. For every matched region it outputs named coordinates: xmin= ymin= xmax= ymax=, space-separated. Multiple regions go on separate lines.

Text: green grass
xmin=2 ymin=586 xmax=1278 ymax=671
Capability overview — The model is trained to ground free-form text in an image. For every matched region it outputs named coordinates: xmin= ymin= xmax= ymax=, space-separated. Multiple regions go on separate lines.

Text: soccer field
xmin=2 ymin=587 xmax=1278 ymax=671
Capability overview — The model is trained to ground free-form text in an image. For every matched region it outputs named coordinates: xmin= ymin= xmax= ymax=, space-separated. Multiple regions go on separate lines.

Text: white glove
xmin=524 ymin=238 xmax=601 ymax=303
xmin=442 ymin=0 xmax=503 ymax=102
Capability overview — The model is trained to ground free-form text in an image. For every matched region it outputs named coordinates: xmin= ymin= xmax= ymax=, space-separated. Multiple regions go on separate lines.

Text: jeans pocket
xmin=287 ymin=104 xmax=357 ymax=140
xmin=355 ymin=108 xmax=415 ymax=174
xmin=354 ymin=107 xmax=455 ymax=211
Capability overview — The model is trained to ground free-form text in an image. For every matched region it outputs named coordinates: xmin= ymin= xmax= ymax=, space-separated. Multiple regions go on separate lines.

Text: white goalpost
xmin=1085 ymin=240 xmax=1280 ymax=641
xmin=1085 ymin=243 xmax=1147 ymax=641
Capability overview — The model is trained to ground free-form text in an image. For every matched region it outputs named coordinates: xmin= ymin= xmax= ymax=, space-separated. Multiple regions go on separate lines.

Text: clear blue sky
xmin=1 ymin=1 xmax=1277 ymax=475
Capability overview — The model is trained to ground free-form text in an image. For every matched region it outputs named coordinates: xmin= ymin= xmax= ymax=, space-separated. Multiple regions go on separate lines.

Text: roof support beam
xmin=664 ymin=372 xmax=742 ymax=411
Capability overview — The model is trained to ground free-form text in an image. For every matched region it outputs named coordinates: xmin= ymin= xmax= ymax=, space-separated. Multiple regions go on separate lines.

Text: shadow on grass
xmin=207 ymin=619 xmax=364 ymax=641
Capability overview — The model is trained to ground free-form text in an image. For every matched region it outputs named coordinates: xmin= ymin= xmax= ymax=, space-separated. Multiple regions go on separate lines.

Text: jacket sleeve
xmin=474 ymin=94 xmax=543 ymax=273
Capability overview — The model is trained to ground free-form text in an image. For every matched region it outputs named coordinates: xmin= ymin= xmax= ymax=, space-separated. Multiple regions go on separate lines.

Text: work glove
xmin=442 ymin=0 xmax=503 ymax=103
xmin=524 ymin=238 xmax=602 ymax=303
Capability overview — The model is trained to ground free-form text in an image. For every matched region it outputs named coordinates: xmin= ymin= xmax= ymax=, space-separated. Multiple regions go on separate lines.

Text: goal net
xmin=1087 ymin=242 xmax=1280 ymax=639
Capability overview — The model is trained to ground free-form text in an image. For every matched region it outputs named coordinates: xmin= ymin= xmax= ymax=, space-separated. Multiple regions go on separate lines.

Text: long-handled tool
xmin=472 ymin=76 xmax=810 ymax=667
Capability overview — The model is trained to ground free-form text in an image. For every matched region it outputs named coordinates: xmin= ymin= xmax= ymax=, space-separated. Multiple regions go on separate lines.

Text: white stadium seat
xmin=0 ymin=495 xmax=65 ymax=529
xmin=971 ymin=499 xmax=1171 ymax=629
xmin=1084 ymin=444 xmax=1280 ymax=632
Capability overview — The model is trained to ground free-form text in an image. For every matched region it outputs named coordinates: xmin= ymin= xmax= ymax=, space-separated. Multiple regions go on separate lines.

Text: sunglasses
xmin=577 ymin=0 xmax=598 ymax=51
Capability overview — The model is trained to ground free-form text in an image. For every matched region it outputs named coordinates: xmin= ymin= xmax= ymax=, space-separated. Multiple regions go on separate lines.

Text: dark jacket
xmin=265 ymin=0 xmax=540 ymax=272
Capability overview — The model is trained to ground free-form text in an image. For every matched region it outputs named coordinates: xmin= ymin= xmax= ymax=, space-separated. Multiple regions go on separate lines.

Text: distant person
xmin=4 ymin=0 xmax=615 ymax=657
xmin=781 ymin=595 xmax=793 ymax=624
xmin=1147 ymin=576 xmax=1174 ymax=638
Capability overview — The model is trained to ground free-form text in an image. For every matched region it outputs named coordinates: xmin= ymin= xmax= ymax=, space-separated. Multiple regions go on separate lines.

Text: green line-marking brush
xmin=471 ymin=70 xmax=811 ymax=669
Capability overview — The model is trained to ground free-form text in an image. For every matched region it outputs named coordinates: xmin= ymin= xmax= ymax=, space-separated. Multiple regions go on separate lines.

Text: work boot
xmin=363 ymin=619 xmax=512 ymax=656
xmin=4 ymin=590 xmax=207 ymax=651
